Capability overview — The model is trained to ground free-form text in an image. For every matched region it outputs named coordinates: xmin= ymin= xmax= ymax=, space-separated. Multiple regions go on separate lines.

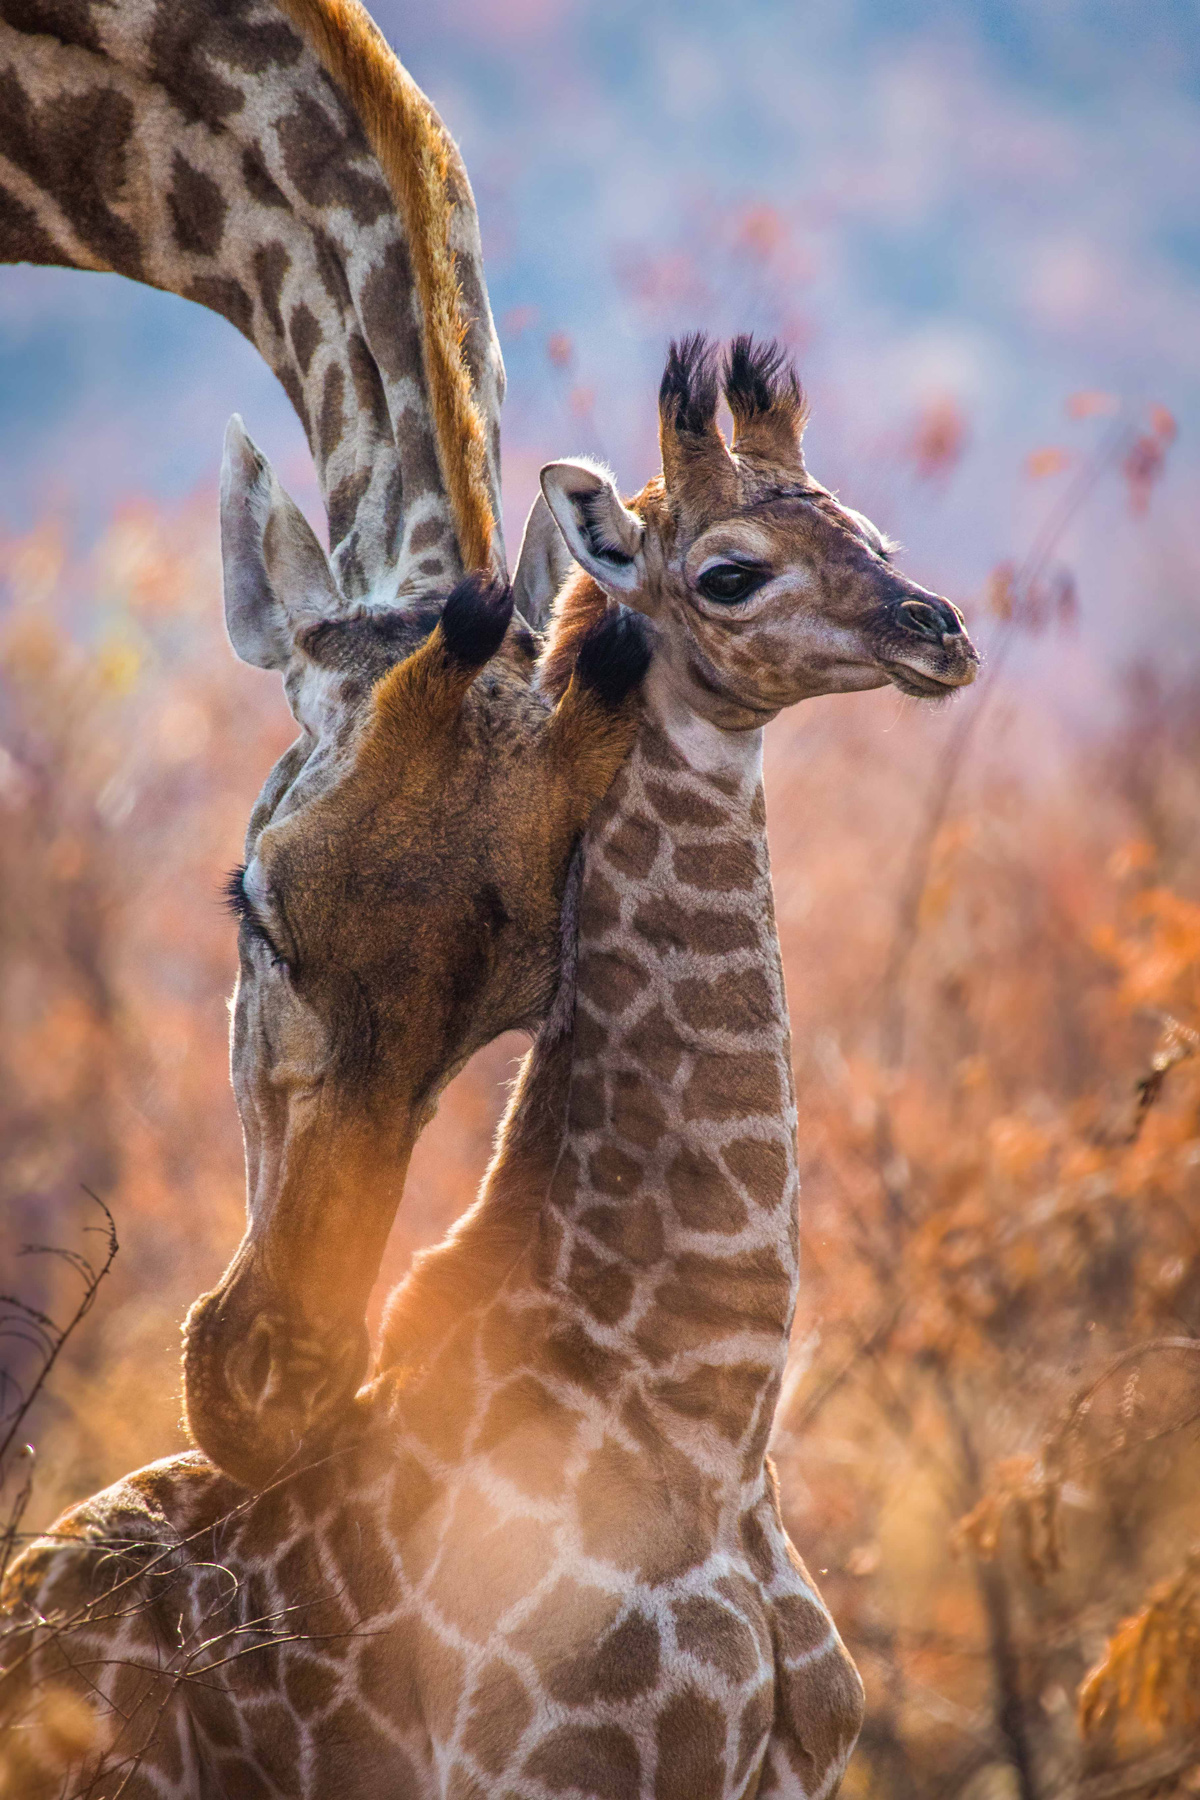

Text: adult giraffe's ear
xmin=539 ymin=460 xmax=645 ymax=598
xmin=220 ymin=415 xmax=343 ymax=672
xmin=511 ymin=491 xmax=574 ymax=632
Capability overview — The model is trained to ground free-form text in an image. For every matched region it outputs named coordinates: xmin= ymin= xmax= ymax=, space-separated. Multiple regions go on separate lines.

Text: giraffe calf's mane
xmin=537 ymin=568 xmax=612 ymax=702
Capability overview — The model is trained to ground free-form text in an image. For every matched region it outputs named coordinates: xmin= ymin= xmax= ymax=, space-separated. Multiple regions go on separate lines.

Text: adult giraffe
xmin=1 ymin=337 xmax=978 ymax=1798
xmin=0 ymin=0 xmax=652 ymax=1487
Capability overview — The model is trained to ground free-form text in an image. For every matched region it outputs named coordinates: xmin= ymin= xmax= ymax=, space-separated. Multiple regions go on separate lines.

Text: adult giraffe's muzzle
xmin=182 ymin=1118 xmax=414 ymax=1489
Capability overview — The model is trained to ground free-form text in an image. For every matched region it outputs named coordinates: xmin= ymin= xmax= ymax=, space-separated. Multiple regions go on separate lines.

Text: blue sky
xmin=1 ymin=0 xmax=1195 ymax=661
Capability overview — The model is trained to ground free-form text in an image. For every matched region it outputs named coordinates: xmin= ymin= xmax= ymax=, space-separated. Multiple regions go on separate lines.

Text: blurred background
xmin=2 ymin=1 xmax=1199 ymax=1796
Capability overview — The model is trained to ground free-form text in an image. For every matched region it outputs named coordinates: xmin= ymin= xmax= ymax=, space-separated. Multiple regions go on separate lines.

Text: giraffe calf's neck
xmin=534 ymin=671 xmax=799 ymax=1473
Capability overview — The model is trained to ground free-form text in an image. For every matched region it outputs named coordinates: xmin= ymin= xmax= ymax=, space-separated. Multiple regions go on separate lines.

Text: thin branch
xmin=0 ymin=1188 xmax=119 ymax=1477
xmin=1126 ymin=1013 xmax=1199 ymax=1143
xmin=877 ymin=418 xmax=1139 ymax=1073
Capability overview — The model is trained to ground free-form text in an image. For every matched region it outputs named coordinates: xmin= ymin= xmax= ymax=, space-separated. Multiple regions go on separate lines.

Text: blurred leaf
xmin=1026 ymin=446 xmax=1071 ymax=479
xmin=1149 ymin=404 xmax=1178 ymax=445
xmin=907 ymin=396 xmax=968 ymax=481
xmin=986 ymin=561 xmax=1017 ymax=619
xmin=1080 ymin=1549 xmax=1200 ymax=1752
xmin=1067 ymin=389 xmax=1119 ymax=419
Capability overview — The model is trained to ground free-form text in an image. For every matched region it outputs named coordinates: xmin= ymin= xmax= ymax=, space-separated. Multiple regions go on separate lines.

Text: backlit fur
xmin=278 ymin=0 xmax=496 ymax=571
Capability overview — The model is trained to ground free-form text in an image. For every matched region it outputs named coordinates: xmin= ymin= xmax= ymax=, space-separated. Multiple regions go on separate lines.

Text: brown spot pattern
xmin=654 ymin=1688 xmax=727 ymax=1800
xmin=463 ymin=1661 xmax=533 ymax=1775
xmin=604 ymin=810 xmax=661 ymax=879
xmin=525 ymin=1724 xmax=641 ymax=1799
xmin=547 ymin=1609 xmax=662 ymax=1705
xmin=168 ymin=150 xmax=227 ymax=255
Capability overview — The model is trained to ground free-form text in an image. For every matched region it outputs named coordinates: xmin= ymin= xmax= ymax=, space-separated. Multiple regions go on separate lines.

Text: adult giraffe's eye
xmin=696 ymin=563 xmax=768 ymax=605
xmin=223 ymin=864 xmax=292 ymax=974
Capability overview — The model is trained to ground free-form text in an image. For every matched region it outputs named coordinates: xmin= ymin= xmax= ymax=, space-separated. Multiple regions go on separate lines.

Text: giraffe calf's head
xmin=182 ymin=421 xmax=651 ymax=1490
xmin=534 ymin=334 xmax=979 ymax=728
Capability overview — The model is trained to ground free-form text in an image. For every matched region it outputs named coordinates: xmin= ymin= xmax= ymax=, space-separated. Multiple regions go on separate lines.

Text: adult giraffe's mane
xmin=277 ymin=0 xmax=494 ymax=572
xmin=0 ymin=0 xmax=504 ymax=591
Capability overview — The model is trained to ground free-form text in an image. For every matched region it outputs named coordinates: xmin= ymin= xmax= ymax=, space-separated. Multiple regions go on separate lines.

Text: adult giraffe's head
xmin=177 ymin=417 xmax=651 ymax=1490
xmin=532 ymin=334 xmax=979 ymax=723
xmin=180 ymin=423 xmax=650 ymax=1489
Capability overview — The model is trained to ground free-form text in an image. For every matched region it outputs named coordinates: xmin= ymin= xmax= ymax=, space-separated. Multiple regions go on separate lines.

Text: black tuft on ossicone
xmin=575 ymin=605 xmax=653 ymax=710
xmin=722 ymin=334 xmax=805 ymax=424
xmin=723 ymin=333 xmax=805 ymax=426
xmin=439 ymin=571 xmax=515 ymax=668
xmin=659 ymin=332 xmax=721 ymax=436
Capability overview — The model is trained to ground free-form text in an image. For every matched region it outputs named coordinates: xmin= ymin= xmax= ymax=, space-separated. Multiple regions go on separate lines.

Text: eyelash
xmin=223 ymin=865 xmax=288 ymax=969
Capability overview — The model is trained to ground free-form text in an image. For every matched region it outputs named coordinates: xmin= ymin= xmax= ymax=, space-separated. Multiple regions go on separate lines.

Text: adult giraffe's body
xmin=2 ymin=339 xmax=977 ymax=1798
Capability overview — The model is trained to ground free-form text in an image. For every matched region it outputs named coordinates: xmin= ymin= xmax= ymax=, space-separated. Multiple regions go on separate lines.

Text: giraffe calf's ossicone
xmin=182 ymin=546 xmax=651 ymax=1491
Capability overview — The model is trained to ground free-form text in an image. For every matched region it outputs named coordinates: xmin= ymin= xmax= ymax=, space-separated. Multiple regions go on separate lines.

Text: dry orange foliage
xmin=1079 ymin=1550 xmax=1200 ymax=1755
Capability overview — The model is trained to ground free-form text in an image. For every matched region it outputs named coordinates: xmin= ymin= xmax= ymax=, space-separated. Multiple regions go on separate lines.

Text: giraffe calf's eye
xmin=697 ymin=564 xmax=767 ymax=605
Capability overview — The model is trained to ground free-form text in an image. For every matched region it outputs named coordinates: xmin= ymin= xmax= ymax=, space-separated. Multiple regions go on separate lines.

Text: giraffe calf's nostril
xmin=897 ymin=596 xmax=966 ymax=644
xmin=897 ymin=600 xmax=945 ymax=643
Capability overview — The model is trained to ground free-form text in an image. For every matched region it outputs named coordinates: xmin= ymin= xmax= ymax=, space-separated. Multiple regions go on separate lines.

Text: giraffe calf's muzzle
xmin=881 ymin=589 xmax=980 ymax=696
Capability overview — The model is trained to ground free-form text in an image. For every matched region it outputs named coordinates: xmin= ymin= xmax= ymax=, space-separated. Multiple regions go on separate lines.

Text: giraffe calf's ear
xmin=220 ymin=415 xmax=343 ymax=672
xmin=540 ymin=461 xmax=645 ymax=598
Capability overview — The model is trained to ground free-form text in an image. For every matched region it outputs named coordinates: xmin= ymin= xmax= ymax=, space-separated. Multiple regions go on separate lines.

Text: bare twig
xmin=0 ymin=1188 xmax=119 ymax=1480
xmin=0 ymin=1446 xmax=35 ymax=1593
xmin=877 ymin=418 xmax=1139 ymax=1073
xmin=1127 ymin=1013 xmax=1199 ymax=1143
xmin=1041 ymin=1337 xmax=1200 ymax=1482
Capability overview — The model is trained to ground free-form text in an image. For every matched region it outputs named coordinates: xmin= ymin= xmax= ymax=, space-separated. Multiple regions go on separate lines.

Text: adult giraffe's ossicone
xmin=0 ymin=0 xmax=653 ymax=1485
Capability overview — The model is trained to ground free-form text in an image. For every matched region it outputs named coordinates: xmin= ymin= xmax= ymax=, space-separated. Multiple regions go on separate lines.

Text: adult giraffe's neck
xmin=532 ymin=671 xmax=800 ymax=1423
